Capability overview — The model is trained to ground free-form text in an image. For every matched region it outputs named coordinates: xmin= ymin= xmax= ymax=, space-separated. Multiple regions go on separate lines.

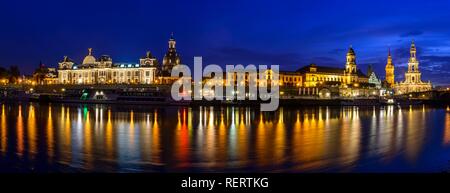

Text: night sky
xmin=1 ymin=0 xmax=450 ymax=85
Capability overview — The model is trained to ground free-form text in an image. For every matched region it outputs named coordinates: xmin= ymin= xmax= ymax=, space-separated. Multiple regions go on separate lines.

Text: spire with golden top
xmin=410 ymin=40 xmax=417 ymax=59
xmin=387 ymin=47 xmax=392 ymax=64
xmin=385 ymin=46 xmax=395 ymax=87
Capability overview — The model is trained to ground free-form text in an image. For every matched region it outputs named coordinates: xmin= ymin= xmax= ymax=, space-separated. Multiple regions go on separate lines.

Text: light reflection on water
xmin=0 ymin=103 xmax=449 ymax=172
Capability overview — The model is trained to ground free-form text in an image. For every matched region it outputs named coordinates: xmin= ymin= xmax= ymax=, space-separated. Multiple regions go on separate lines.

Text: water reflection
xmin=17 ymin=105 xmax=24 ymax=156
xmin=0 ymin=103 xmax=448 ymax=172
xmin=1 ymin=105 xmax=6 ymax=155
xmin=444 ymin=109 xmax=450 ymax=146
xmin=47 ymin=106 xmax=54 ymax=159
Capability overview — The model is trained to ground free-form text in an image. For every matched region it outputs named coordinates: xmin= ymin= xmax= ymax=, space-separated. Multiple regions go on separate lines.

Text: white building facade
xmin=58 ymin=49 xmax=158 ymax=84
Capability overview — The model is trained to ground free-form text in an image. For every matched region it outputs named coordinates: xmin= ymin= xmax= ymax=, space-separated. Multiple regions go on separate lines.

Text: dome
xmin=82 ymin=48 xmax=96 ymax=64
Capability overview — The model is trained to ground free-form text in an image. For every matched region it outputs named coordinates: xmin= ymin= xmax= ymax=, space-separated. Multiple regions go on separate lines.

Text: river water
xmin=0 ymin=103 xmax=449 ymax=172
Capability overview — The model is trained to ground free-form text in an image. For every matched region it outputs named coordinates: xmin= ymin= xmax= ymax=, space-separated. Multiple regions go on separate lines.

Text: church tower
xmin=162 ymin=32 xmax=181 ymax=76
xmin=345 ymin=46 xmax=357 ymax=74
xmin=385 ymin=47 xmax=395 ymax=87
xmin=404 ymin=41 xmax=421 ymax=84
xmin=394 ymin=40 xmax=432 ymax=94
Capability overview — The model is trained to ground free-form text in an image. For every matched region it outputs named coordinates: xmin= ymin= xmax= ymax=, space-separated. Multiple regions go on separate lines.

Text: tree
xmin=8 ymin=65 xmax=20 ymax=84
xmin=0 ymin=67 xmax=8 ymax=80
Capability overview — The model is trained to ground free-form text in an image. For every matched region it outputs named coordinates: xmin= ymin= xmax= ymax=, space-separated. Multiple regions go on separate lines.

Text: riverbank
xmin=1 ymin=85 xmax=449 ymax=107
xmin=4 ymin=95 xmax=449 ymax=108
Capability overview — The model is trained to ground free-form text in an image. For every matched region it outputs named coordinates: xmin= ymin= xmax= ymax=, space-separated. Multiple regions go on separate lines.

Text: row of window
xmin=61 ymin=70 xmax=154 ymax=78
xmin=63 ymin=78 xmax=154 ymax=84
xmin=281 ymin=76 xmax=301 ymax=82
xmin=308 ymin=76 xmax=345 ymax=82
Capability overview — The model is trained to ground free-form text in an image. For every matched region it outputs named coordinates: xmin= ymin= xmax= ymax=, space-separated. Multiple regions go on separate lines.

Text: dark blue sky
xmin=1 ymin=0 xmax=450 ymax=85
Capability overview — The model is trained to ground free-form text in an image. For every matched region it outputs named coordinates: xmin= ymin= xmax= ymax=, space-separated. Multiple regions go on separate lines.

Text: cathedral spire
xmin=367 ymin=64 xmax=373 ymax=76
xmin=387 ymin=47 xmax=393 ymax=65
xmin=163 ymin=32 xmax=181 ymax=75
xmin=395 ymin=41 xmax=432 ymax=93
xmin=410 ymin=40 xmax=416 ymax=58
xmin=348 ymin=45 xmax=354 ymax=53
xmin=385 ymin=46 xmax=395 ymax=88
xmin=168 ymin=32 xmax=176 ymax=49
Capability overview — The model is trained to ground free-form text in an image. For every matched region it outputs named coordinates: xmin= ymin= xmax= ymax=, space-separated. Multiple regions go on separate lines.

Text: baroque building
xmin=297 ymin=47 xmax=368 ymax=87
xmin=385 ymin=48 xmax=395 ymax=88
xmin=58 ymin=48 xmax=158 ymax=84
xmin=162 ymin=33 xmax=181 ymax=76
xmin=158 ymin=33 xmax=183 ymax=84
xmin=395 ymin=41 xmax=432 ymax=94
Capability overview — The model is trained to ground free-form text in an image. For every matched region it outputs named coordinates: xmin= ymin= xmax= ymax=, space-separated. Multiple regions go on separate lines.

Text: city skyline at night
xmin=1 ymin=0 xmax=450 ymax=85
xmin=1 ymin=1 xmax=450 ymax=190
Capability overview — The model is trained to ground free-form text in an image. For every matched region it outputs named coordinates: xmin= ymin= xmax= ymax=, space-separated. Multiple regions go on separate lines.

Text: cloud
xmin=406 ymin=55 xmax=450 ymax=85
xmin=312 ymin=56 xmax=339 ymax=62
xmin=328 ymin=48 xmax=346 ymax=55
xmin=400 ymin=30 xmax=424 ymax=37
xmin=421 ymin=55 xmax=450 ymax=72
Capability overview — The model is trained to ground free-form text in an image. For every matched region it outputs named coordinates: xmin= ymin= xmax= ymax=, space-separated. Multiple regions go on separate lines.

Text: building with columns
xmin=395 ymin=41 xmax=432 ymax=94
xmin=297 ymin=46 xmax=368 ymax=88
xmin=58 ymin=48 xmax=158 ymax=84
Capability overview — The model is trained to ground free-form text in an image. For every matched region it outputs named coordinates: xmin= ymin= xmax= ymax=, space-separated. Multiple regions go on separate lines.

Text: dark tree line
xmin=0 ymin=65 xmax=21 ymax=83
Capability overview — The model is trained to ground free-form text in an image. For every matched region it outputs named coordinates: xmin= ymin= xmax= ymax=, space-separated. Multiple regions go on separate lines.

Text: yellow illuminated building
xmin=395 ymin=41 xmax=432 ymax=94
xmin=279 ymin=71 xmax=302 ymax=87
xmin=385 ymin=48 xmax=395 ymax=88
xmin=58 ymin=49 xmax=158 ymax=84
xmin=57 ymin=34 xmax=181 ymax=85
xmin=297 ymin=47 xmax=368 ymax=87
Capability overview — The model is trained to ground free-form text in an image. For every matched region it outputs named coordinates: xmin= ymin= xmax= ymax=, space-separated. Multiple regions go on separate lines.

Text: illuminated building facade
xmin=33 ymin=62 xmax=58 ymax=85
xmin=51 ymin=36 xmax=432 ymax=98
xmin=385 ymin=48 xmax=395 ymax=88
xmin=58 ymin=48 xmax=158 ymax=84
xmin=162 ymin=33 xmax=181 ymax=76
xmin=279 ymin=71 xmax=302 ymax=87
xmin=159 ymin=33 xmax=182 ymax=84
xmin=367 ymin=65 xmax=382 ymax=89
xmin=395 ymin=41 xmax=432 ymax=94
xmin=296 ymin=47 xmax=368 ymax=88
